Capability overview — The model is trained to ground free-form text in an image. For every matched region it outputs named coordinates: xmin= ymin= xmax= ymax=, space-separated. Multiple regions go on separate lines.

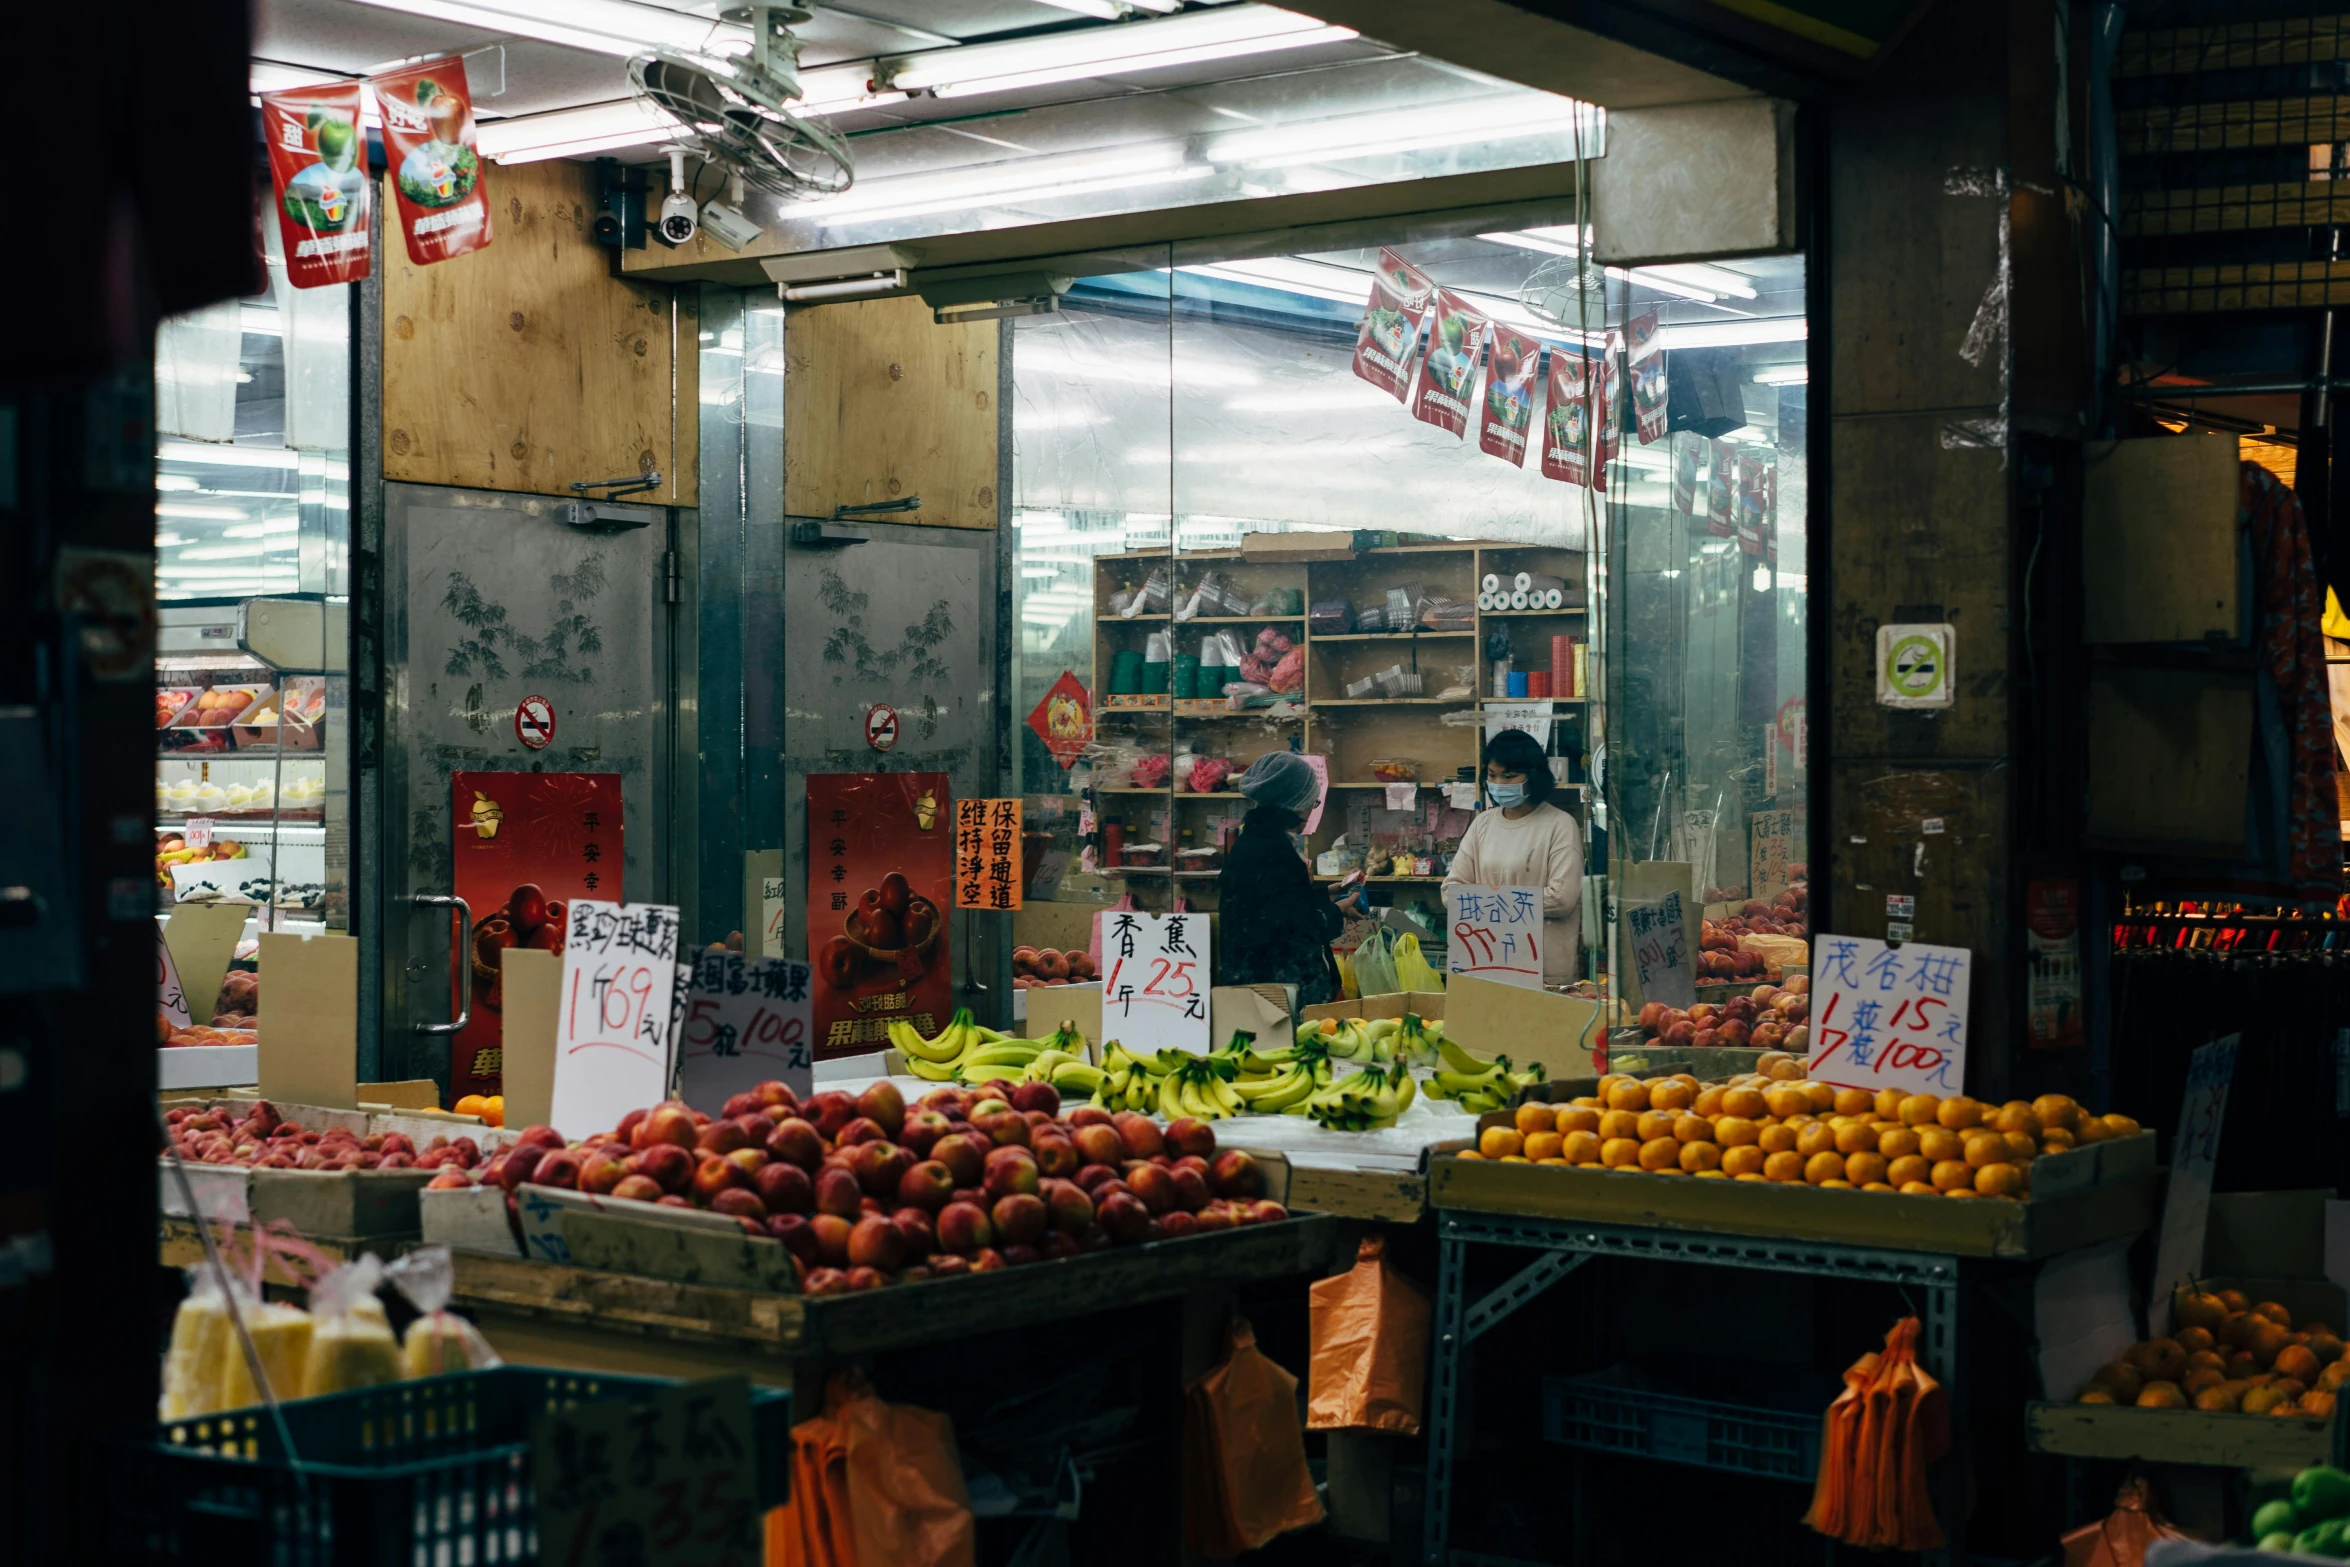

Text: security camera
xmin=699 ymin=172 xmax=764 ymax=252
xmin=656 ymin=148 xmax=698 ymax=246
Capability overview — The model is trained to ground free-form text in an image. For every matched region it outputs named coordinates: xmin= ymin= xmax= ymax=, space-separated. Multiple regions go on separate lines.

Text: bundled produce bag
xmin=385 ymin=1245 xmax=501 ymax=1378
xmin=1184 ymin=1317 xmax=1324 ymax=1555
xmin=1802 ymin=1316 xmax=1947 ymax=1551
xmin=1308 ymin=1236 xmax=1431 ymax=1435
xmin=772 ymin=1375 xmax=858 ymax=1567
xmin=162 ymin=1268 xmax=246 ymax=1419
xmin=2062 ymin=1478 xmax=2190 ymax=1567
xmin=1392 ymin=931 xmax=1444 ymax=993
xmin=1353 ymin=926 xmax=1401 ymax=998
xmin=769 ymin=1369 xmax=974 ymax=1567
xmin=213 ymin=1299 xmax=315 ymax=1412
xmin=1335 ymin=945 xmax=1361 ymax=1000
xmin=299 ymin=1253 xmax=402 ymax=1399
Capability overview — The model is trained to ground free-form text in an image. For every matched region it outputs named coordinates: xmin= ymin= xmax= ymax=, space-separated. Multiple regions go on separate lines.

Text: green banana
xmin=903 ymin=1053 xmax=962 ymax=1082
xmin=1435 ymin=1035 xmax=1497 ymax=1076
xmin=959 ymin=1062 xmax=1025 ymax=1084
xmin=894 ymin=1016 xmax=968 ymax=1065
xmin=963 ymin=1040 xmax=1043 ymax=1067
xmin=1050 ymin=1061 xmax=1105 ymax=1095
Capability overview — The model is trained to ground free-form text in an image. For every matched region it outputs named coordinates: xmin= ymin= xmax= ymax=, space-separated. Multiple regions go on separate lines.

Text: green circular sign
xmin=1887 ymin=635 xmax=1944 ymax=698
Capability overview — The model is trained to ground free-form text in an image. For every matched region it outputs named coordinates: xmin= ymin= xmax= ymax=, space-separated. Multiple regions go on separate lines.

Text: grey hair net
xmin=1235 ymin=751 xmax=1318 ymax=813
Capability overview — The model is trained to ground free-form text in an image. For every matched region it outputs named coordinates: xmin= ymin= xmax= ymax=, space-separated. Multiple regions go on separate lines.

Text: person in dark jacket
xmin=1216 ymin=753 xmax=1367 ymax=1007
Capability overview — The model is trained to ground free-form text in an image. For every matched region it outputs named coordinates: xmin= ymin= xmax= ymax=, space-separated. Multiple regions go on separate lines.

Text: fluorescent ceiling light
xmin=155 ymin=533 xmax=187 ymax=547
xmin=155 ymin=474 xmax=199 ymax=492
xmin=1639 ymin=263 xmax=1759 ymax=300
xmin=1030 ymin=0 xmax=1124 ymax=16
xmin=347 ymin=0 xmax=739 ymax=58
xmin=178 ymin=543 xmax=279 ymax=560
xmin=1661 ymin=318 xmax=1808 ymax=349
xmin=881 ymin=5 xmax=1354 ymax=97
xmin=779 ymin=146 xmax=1204 ymax=224
xmin=159 ymin=442 xmax=300 ymax=469
xmin=157 ymin=503 xmax=249 ymax=521
xmin=1752 ymin=364 xmax=1809 ymax=385
xmin=1212 ymin=97 xmax=1597 ymax=171
xmin=1223 ymin=386 xmax=1397 ymax=413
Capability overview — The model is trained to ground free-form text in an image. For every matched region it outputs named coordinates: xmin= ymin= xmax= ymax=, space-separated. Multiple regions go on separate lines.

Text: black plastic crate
xmin=118 ymin=1367 xmax=791 ymax=1566
xmin=1543 ymin=1364 xmax=1828 ymax=1483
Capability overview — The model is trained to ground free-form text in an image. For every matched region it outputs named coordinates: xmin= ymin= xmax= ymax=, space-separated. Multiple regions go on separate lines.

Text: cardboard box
xmin=420 ymin=1182 xmax=521 ymax=1257
xmin=257 ymin=931 xmax=360 ymax=1110
xmin=514 ymin=1183 xmax=797 ymax=1292
xmin=2205 ymin=1190 xmax=2333 ymax=1279
xmin=157 ymin=1044 xmax=258 ymax=1092
xmin=1441 ymin=974 xmax=1618 ymax=1079
xmin=2025 ymin=1399 xmax=2339 ymax=1469
xmin=1301 ymin=990 xmax=1446 ymax=1025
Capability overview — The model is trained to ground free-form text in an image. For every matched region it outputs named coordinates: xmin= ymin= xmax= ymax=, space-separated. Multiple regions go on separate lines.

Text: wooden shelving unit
xmin=1082 ymin=538 xmax=1594 ymax=910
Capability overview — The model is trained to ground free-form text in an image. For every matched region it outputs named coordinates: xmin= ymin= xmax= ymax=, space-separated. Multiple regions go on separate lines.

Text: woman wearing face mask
xmin=1218 ymin=751 xmax=1369 ymax=1007
xmin=1444 ymin=729 xmax=1584 ymax=985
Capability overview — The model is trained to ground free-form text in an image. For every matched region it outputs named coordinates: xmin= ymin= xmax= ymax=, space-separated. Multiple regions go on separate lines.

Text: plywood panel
xmin=783 ymin=295 xmax=998 ymax=530
xmin=2083 ymin=435 xmax=2241 ymax=643
xmin=383 ymin=159 xmax=697 ymax=505
xmin=2086 ymin=665 xmax=2253 ymax=854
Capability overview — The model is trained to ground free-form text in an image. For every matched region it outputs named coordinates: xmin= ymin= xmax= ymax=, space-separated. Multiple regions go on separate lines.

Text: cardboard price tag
xmin=158 ymin=926 xmax=191 ymax=1030
xmin=551 ymin=900 xmax=682 ymax=1139
xmin=533 ymin=1374 xmax=762 ymax=1567
xmin=677 ymin=952 xmax=814 ymax=1114
xmin=1806 ymin=934 xmax=1971 ymax=1096
xmin=1444 ymin=883 xmax=1544 ymax=989
xmin=2149 ymin=1033 xmax=2239 ymax=1336
xmin=1626 ymin=892 xmax=1694 ymax=1008
xmin=1099 ymin=910 xmax=1211 ymax=1055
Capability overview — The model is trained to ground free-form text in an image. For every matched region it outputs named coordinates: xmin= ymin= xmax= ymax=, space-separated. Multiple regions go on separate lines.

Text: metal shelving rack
xmin=1421 ymin=1210 xmax=1967 ymax=1567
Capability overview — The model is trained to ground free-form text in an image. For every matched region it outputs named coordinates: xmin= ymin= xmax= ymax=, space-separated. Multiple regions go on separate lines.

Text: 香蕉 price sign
xmin=1805 ymin=935 xmax=1972 ymax=1097
xmin=677 ymin=952 xmax=814 ymax=1114
xmin=550 ymin=899 xmax=682 ymax=1138
xmin=1100 ymin=910 xmax=1210 ymax=1055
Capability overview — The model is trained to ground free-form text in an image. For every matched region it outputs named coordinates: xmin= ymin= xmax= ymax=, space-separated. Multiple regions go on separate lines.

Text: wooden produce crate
xmin=1277 ymin=1161 xmax=1427 ymax=1223
xmin=159 ymin=1161 xmax=438 ymax=1242
xmin=2024 ymin=1399 xmax=2343 ymax=1469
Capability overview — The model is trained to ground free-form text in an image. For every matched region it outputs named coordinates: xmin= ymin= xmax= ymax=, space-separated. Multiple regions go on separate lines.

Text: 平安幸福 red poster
xmin=448 ymin=771 xmax=621 ymax=1100
xmin=808 ymin=772 xmax=954 ymax=1057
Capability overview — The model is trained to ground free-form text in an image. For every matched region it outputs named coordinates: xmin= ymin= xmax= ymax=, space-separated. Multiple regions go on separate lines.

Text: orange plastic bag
xmin=1803 ymin=1317 xmax=1948 ymax=1552
xmin=770 ymin=1375 xmax=858 ymax=1567
xmin=840 ymin=1383 xmax=975 ymax=1567
xmin=1184 ymin=1316 xmax=1324 ymax=1554
xmin=2061 ymin=1478 xmax=2189 ymax=1567
xmin=1307 ymin=1235 xmax=1431 ymax=1435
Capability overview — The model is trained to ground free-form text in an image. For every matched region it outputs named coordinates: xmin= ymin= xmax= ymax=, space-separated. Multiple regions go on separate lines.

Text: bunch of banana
xmin=1155 ymin=1055 xmax=1245 ymax=1120
xmin=1301 ymin=1061 xmax=1416 ymax=1131
xmin=1022 ymin=1031 xmax=1106 ymax=1098
xmin=886 ymin=1009 xmax=1098 ymax=1087
xmin=1422 ymin=1034 xmax=1547 ymax=1113
xmin=1395 ymin=1012 xmax=1449 ymax=1067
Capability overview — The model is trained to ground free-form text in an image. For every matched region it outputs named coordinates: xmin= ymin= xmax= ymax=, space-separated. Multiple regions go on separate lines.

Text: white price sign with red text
xmin=1445 ymin=883 xmax=1544 ymax=989
xmin=1805 ymin=934 xmax=1971 ymax=1097
xmin=677 ymin=951 xmax=814 ymax=1114
xmin=1100 ymin=910 xmax=1211 ymax=1055
xmin=550 ymin=899 xmax=682 ymax=1138
xmin=158 ymin=926 xmax=191 ymax=1030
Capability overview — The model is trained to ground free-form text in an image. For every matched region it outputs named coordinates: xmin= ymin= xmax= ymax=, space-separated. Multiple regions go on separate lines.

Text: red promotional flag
xmin=1626 ymin=309 xmax=1669 ymax=444
xmin=1478 ymin=325 xmax=1542 ymax=466
xmin=1706 ymin=438 xmax=1738 ymax=537
xmin=1538 ymin=349 xmax=1596 ymax=489
xmin=259 ymin=83 xmax=372 ymax=289
xmin=374 ymin=56 xmax=493 ymax=267
xmin=1350 ymin=248 xmax=1434 ymax=401
xmin=1409 ymin=290 xmax=1487 ymax=438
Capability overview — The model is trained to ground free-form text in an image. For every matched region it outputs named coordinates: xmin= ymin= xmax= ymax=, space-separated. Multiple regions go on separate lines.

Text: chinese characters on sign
xmin=954 ymin=798 xmax=1024 ymax=911
xmin=806 ymin=773 xmax=954 ymax=1057
xmin=1444 ymin=883 xmax=1544 ymax=989
xmin=550 ymin=899 xmax=682 ymax=1138
xmin=2149 ymin=1034 xmax=2237 ymax=1336
xmin=158 ymin=929 xmax=190 ymax=1030
xmin=1024 ymin=671 xmax=1092 ymax=771
xmin=677 ymin=952 xmax=815 ymax=1113
xmin=1100 ymin=911 xmax=1211 ymax=1056
xmin=1749 ymin=809 xmax=1798 ymax=901
xmin=1626 ymin=893 xmax=1695 ymax=1008
xmin=534 ymin=1374 xmax=761 ymax=1567
xmin=1805 ymin=935 xmax=1972 ymax=1097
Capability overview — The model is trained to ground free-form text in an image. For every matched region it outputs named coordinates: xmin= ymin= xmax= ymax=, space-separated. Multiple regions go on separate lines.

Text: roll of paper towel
xmin=1514 ymin=571 xmax=1568 ymax=596
xmin=1509 ymin=590 xmax=1531 ymax=610
xmin=1539 ymin=588 xmax=1566 ymax=609
xmin=1480 ymin=573 xmax=1504 ymax=595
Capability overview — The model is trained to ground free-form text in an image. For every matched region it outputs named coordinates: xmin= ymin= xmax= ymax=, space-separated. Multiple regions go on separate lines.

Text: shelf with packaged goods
xmin=1476 ymin=696 xmax=1589 ymax=706
xmin=1311 ymin=697 xmax=1466 ymax=707
xmin=159 ymin=821 xmax=326 ymax=843
xmin=1307 ymin=631 xmax=1475 ymax=642
xmin=1313 ymin=874 xmax=1449 ymax=884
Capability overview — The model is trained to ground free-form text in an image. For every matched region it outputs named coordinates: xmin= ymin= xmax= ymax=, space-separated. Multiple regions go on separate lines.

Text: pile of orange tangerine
xmin=452 ymin=1093 xmax=506 ymax=1128
xmin=2077 ymin=1289 xmax=2344 ymax=1418
xmin=1459 ymin=1070 xmax=2140 ymax=1200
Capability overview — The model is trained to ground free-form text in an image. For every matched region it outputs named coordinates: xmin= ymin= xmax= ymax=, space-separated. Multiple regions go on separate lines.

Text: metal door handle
xmin=412 ymin=893 xmax=474 ymax=1035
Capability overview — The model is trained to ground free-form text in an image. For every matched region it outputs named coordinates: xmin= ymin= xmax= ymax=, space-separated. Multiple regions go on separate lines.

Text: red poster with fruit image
xmin=259 ymin=81 xmax=372 ymax=289
xmin=448 ymin=771 xmax=621 ymax=1100
xmin=808 ymin=772 xmax=954 ymax=1059
xmin=373 ymin=56 xmax=493 ymax=267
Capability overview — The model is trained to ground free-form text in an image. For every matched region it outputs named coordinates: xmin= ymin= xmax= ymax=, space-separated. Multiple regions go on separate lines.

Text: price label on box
xmin=677 ymin=952 xmax=814 ymax=1114
xmin=1626 ymin=892 xmax=1694 ymax=1007
xmin=551 ymin=900 xmax=682 ymax=1138
xmin=1806 ymin=934 xmax=1971 ymax=1096
xmin=534 ymin=1374 xmax=762 ymax=1567
xmin=1099 ymin=910 xmax=1210 ymax=1055
xmin=1445 ymin=883 xmax=1544 ymax=989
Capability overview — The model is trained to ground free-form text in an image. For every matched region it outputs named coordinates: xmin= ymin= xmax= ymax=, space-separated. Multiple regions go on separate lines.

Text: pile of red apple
xmin=1635 ymin=976 xmax=1810 ymax=1052
xmin=427 ymin=1078 xmax=1286 ymax=1293
xmin=164 ymin=1100 xmax=484 ymax=1172
xmin=1012 ymin=946 xmax=1097 ymax=989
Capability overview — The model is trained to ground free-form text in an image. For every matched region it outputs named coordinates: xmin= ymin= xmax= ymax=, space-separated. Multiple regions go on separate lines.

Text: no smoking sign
xmin=514 ymin=694 xmax=556 ymax=750
xmin=865 ymin=703 xmax=899 ymax=752
xmin=1875 ymin=623 xmax=1954 ymax=710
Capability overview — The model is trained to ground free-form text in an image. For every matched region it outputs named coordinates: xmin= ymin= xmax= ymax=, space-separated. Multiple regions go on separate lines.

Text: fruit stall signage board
xmin=449 ymin=772 xmax=622 ymax=1102
xmin=533 ymin=1373 xmax=760 ymax=1567
xmin=1100 ymin=911 xmax=1211 ymax=1056
xmin=677 ymin=952 xmax=814 ymax=1114
xmin=1626 ymin=892 xmax=1695 ymax=1008
xmin=158 ymin=929 xmax=191 ymax=1030
xmin=1445 ymin=883 xmax=1545 ymax=989
xmin=1805 ymin=935 xmax=1971 ymax=1096
xmin=1751 ymin=809 xmax=1797 ymax=900
xmin=954 ymin=797 xmax=1024 ymax=911
xmin=550 ymin=900 xmax=682 ymax=1140
xmin=2149 ymin=1032 xmax=2239 ymax=1338
xmin=807 ymin=773 xmax=952 ymax=1057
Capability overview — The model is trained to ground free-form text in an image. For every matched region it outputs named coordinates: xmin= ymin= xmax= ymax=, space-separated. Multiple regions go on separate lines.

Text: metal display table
xmin=1422 ymin=1209 xmax=1967 ymax=1567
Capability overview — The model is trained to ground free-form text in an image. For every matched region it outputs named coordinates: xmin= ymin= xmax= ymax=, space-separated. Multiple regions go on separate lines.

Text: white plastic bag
xmin=387 ymin=1245 xmax=503 ymax=1378
xmin=301 ymin=1253 xmax=402 ymax=1397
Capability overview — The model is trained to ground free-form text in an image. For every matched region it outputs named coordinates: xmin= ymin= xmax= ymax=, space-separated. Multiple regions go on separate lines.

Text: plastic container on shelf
xmin=1367 ymin=760 xmax=1419 ymax=783
xmin=1542 ymin=1365 xmax=1829 ymax=1482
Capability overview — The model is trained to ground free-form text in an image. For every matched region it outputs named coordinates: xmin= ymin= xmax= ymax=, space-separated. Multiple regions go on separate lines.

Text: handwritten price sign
xmin=678 ymin=952 xmax=814 ymax=1113
xmin=1445 ymin=883 xmax=1544 ymax=989
xmin=1806 ymin=934 xmax=1971 ymax=1096
xmin=1626 ymin=892 xmax=1694 ymax=1008
xmin=1101 ymin=910 xmax=1210 ymax=1055
xmin=551 ymin=899 xmax=683 ymax=1139
xmin=158 ymin=927 xmax=191 ymax=1030
xmin=534 ymin=1374 xmax=762 ymax=1567
xmin=2150 ymin=1033 xmax=2238 ymax=1336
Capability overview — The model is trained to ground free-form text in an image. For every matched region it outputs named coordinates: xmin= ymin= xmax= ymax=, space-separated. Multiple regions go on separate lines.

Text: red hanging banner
xmin=1478 ymin=324 xmax=1542 ymax=467
xmin=1350 ymin=248 xmax=1434 ymax=401
xmin=259 ymin=82 xmax=373 ymax=290
xmin=1539 ymin=349 xmax=1597 ymax=490
xmin=374 ymin=56 xmax=494 ymax=267
xmin=1409 ymin=290 xmax=1487 ymax=438
xmin=807 ymin=773 xmax=955 ymax=1057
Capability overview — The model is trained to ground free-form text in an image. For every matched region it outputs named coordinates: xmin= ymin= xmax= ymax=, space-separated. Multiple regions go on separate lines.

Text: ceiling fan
xmin=628 ymin=2 xmax=856 ymax=214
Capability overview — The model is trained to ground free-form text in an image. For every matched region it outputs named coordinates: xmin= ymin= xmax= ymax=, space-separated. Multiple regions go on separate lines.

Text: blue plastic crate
xmin=118 ymin=1367 xmax=790 ymax=1566
xmin=1543 ymin=1365 xmax=1825 ymax=1482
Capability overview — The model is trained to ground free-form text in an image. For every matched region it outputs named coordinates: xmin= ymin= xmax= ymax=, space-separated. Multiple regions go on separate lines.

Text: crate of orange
xmin=1430 ymin=1073 xmax=2157 ymax=1260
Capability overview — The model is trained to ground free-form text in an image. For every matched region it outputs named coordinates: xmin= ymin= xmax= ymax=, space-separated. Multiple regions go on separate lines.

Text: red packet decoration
xmin=1351 ymin=248 xmax=1434 ymax=401
xmin=1479 ymin=325 xmax=1542 ymax=466
xmin=375 ymin=56 xmax=493 ymax=267
xmin=259 ymin=82 xmax=372 ymax=289
xmin=1024 ymin=670 xmax=1092 ymax=770
xmin=1410 ymin=290 xmax=1488 ymax=438
xmin=1626 ymin=309 xmax=1669 ymax=444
